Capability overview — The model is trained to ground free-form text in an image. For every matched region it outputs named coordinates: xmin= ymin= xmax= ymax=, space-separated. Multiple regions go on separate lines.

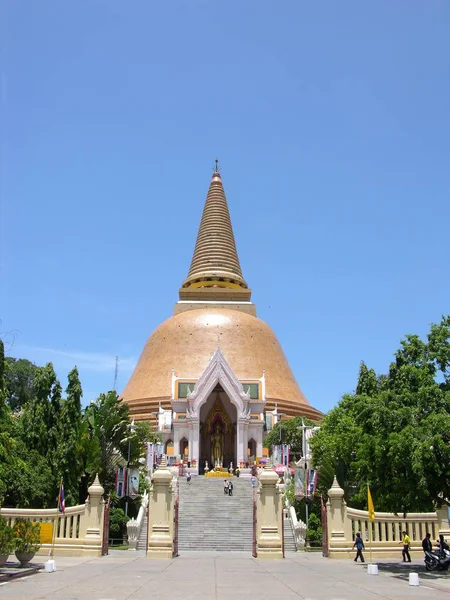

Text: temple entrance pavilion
xmin=199 ymin=385 xmax=236 ymax=473
xmin=171 ymin=346 xmax=265 ymax=474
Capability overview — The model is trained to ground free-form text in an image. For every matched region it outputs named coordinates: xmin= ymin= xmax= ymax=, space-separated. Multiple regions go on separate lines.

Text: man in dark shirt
xmin=422 ymin=532 xmax=432 ymax=554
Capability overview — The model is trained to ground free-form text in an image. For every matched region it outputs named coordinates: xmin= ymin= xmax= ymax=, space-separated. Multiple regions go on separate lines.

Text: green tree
xmin=108 ymin=507 xmax=129 ymax=542
xmin=4 ymin=357 xmax=37 ymax=412
xmin=55 ymin=368 xmax=83 ymax=505
xmin=81 ymin=391 xmax=130 ymax=497
xmin=311 ymin=316 xmax=450 ymax=513
xmin=21 ymin=363 xmax=61 ymax=457
xmin=264 ymin=416 xmax=316 ymax=458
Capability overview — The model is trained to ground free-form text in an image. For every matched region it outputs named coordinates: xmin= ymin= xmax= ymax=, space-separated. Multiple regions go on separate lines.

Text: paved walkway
xmin=0 ymin=551 xmax=449 ymax=600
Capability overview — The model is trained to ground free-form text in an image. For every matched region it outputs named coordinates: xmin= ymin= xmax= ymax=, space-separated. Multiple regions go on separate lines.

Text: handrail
xmin=1 ymin=504 xmax=86 ymax=518
xmin=347 ymin=506 xmax=437 ymax=520
xmin=126 ymin=491 xmax=149 ymax=550
xmin=284 ymin=497 xmax=307 ymax=550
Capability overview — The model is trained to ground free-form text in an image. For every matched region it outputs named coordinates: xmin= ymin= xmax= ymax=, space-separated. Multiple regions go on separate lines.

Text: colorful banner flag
xmin=307 ymin=469 xmax=318 ymax=496
xmin=294 ymin=467 xmax=305 ymax=498
xmin=128 ymin=468 xmax=140 ymax=499
xmin=368 ymin=486 xmax=375 ymax=522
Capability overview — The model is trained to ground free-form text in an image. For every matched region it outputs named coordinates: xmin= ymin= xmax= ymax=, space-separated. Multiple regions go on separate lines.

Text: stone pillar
xmin=237 ymin=420 xmax=246 ymax=465
xmin=173 ymin=424 xmax=180 ymax=457
xmin=187 ymin=420 xmax=193 ymax=461
xmin=256 ymin=463 xmax=283 ymax=559
xmin=147 ymin=456 xmax=174 ymax=559
xmin=242 ymin=422 xmax=249 ymax=465
xmin=437 ymin=505 xmax=450 ymax=538
xmin=191 ymin=419 xmax=199 ymax=466
xmin=79 ymin=474 xmax=105 ymax=557
xmin=256 ymin=428 xmax=263 ymax=458
xmin=326 ymin=476 xmax=351 ymax=557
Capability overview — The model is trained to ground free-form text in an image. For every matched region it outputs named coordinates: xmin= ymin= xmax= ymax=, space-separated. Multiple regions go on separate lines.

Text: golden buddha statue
xmin=211 ymin=423 xmax=224 ymax=466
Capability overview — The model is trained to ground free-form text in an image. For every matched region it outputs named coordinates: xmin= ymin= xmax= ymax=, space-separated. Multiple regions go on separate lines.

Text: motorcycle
xmin=424 ymin=548 xmax=450 ymax=571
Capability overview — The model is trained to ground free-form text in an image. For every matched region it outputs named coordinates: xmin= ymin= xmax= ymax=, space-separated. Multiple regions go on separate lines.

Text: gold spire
xmin=180 ymin=164 xmax=250 ymax=300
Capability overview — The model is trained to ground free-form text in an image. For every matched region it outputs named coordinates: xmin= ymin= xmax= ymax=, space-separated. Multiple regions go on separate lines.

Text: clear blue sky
xmin=1 ymin=2 xmax=449 ymax=413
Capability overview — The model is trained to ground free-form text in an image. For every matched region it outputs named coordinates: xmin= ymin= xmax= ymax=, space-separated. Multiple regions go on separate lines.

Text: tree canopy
xmin=4 ymin=357 xmax=37 ymax=412
xmin=310 ymin=316 xmax=450 ymax=513
xmin=264 ymin=416 xmax=316 ymax=458
xmin=0 ymin=347 xmax=159 ymax=510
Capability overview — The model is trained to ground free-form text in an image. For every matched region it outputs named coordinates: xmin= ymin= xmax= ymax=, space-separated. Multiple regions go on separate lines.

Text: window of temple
xmin=242 ymin=383 xmax=259 ymax=399
xmin=177 ymin=382 xmax=195 ymax=398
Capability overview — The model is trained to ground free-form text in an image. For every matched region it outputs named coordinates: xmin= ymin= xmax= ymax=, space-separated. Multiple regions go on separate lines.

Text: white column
xmin=188 ymin=420 xmax=194 ymax=460
xmin=173 ymin=424 xmax=180 ymax=456
xmin=237 ymin=420 xmax=246 ymax=465
xmin=191 ymin=419 xmax=200 ymax=463
xmin=242 ymin=422 xmax=249 ymax=464
xmin=256 ymin=425 xmax=263 ymax=457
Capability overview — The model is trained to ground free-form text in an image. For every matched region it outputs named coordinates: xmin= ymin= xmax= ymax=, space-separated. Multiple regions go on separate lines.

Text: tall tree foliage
xmin=4 ymin=357 xmax=37 ymax=412
xmin=311 ymin=316 xmax=450 ymax=513
xmin=0 ymin=343 xmax=55 ymax=507
xmin=264 ymin=416 xmax=316 ymax=457
xmin=21 ymin=363 xmax=61 ymax=458
xmin=81 ymin=391 xmax=130 ymax=498
xmin=56 ymin=368 xmax=83 ymax=505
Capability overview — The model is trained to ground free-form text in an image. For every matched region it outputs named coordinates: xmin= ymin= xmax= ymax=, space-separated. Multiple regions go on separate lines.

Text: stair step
xmin=177 ymin=478 xmax=254 ymax=552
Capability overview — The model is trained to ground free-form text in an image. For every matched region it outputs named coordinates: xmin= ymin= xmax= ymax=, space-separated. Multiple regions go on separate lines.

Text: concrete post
xmin=147 ymin=456 xmax=174 ymax=559
xmin=79 ymin=474 xmax=105 ymax=557
xmin=256 ymin=463 xmax=283 ymax=559
xmin=326 ymin=476 xmax=351 ymax=556
xmin=437 ymin=505 xmax=450 ymax=539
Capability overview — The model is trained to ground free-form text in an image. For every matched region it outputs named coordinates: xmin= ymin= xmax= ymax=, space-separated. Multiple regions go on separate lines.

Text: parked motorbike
xmin=424 ymin=548 xmax=450 ymax=571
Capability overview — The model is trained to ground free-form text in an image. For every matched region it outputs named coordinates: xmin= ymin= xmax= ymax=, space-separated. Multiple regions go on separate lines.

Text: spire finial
xmin=180 ymin=164 xmax=250 ymax=296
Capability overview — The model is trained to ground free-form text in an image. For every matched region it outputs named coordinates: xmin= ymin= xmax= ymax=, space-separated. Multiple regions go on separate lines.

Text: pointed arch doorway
xmin=199 ymin=384 xmax=236 ymax=474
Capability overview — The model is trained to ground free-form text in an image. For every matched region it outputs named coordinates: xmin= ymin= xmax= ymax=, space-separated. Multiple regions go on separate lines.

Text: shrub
xmin=13 ymin=519 xmax=41 ymax=553
xmin=109 ymin=508 xmax=129 ymax=540
xmin=0 ymin=515 xmax=15 ymax=555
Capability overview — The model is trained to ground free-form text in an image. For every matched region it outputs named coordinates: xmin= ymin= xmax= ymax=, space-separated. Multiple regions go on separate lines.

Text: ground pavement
xmin=0 ymin=550 xmax=449 ymax=600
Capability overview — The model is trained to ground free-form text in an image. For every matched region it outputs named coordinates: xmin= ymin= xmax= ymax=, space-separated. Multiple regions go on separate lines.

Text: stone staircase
xmin=178 ymin=477 xmax=253 ymax=551
xmin=283 ymin=517 xmax=297 ymax=552
xmin=136 ymin=515 xmax=147 ymax=551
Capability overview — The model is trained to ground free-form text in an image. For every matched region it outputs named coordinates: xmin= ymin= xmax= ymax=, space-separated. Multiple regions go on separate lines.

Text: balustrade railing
xmin=326 ymin=476 xmax=449 ymax=559
xmin=0 ymin=474 xmax=105 ymax=557
xmin=126 ymin=491 xmax=149 ymax=550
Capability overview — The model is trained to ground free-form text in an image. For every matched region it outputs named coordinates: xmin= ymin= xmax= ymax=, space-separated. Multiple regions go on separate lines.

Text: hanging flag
xmin=367 ymin=486 xmax=375 ymax=522
xmin=59 ymin=483 xmax=66 ymax=514
xmin=308 ymin=469 xmax=318 ymax=496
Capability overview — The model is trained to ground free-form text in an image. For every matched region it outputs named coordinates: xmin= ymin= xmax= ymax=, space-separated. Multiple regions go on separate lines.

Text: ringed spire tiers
xmin=179 ymin=163 xmax=251 ymax=305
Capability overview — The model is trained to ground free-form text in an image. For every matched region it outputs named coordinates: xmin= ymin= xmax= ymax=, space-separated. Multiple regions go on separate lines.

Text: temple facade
xmin=120 ymin=165 xmax=322 ymax=472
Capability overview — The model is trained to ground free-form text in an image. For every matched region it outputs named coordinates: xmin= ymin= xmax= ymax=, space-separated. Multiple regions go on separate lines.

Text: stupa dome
xmin=121 ymin=163 xmax=322 ymax=423
xmin=121 ymin=307 xmax=321 ymax=421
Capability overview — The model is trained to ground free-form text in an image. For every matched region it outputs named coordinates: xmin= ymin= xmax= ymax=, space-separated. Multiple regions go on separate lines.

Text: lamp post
xmin=125 ymin=419 xmax=136 ymax=517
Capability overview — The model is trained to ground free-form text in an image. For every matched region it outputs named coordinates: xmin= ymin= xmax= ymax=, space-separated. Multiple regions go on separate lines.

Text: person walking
xmin=228 ymin=480 xmax=233 ymax=496
xmin=186 ymin=472 xmax=191 ymax=485
xmin=352 ymin=532 xmax=365 ymax=562
xmin=223 ymin=479 xmax=228 ymax=495
xmin=400 ymin=530 xmax=411 ymax=562
xmin=422 ymin=532 xmax=432 ymax=555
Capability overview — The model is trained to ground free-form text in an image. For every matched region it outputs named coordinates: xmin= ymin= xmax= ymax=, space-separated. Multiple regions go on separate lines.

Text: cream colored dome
xmin=121 ymin=308 xmax=322 ymax=421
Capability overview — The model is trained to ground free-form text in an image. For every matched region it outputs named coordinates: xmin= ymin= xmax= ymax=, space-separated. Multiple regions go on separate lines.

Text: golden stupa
xmin=121 ymin=165 xmax=322 ymax=427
